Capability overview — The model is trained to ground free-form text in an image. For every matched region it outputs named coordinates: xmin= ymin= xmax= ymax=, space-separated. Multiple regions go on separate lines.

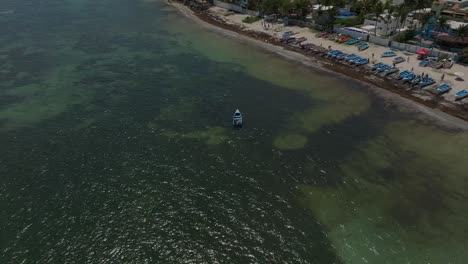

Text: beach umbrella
xmin=416 ymin=49 xmax=429 ymax=55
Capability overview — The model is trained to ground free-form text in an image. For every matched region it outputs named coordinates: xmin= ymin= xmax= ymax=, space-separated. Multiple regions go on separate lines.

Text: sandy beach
xmin=168 ymin=2 xmax=468 ymax=127
xmin=209 ymin=7 xmax=467 ymax=100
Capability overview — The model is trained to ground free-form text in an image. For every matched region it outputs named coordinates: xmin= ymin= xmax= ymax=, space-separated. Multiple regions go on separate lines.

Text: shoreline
xmin=167 ymin=1 xmax=468 ymax=129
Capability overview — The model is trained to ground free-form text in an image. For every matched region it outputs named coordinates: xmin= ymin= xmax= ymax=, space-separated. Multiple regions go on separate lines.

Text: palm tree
xmin=395 ymin=3 xmax=410 ymax=34
xmin=418 ymin=12 xmax=431 ymax=45
xmin=415 ymin=0 xmax=428 ymax=13
xmin=382 ymin=1 xmax=396 ymax=36
xmin=419 ymin=13 xmax=431 ymax=33
xmin=313 ymin=0 xmax=336 ymax=31
xmin=293 ymin=0 xmax=310 ymax=18
xmin=404 ymin=0 xmax=417 ymax=10
xmin=356 ymin=0 xmax=373 ymax=21
xmin=383 ymin=0 xmax=392 ymax=12
xmin=455 ymin=25 xmax=468 ymax=64
xmin=315 ymin=0 xmax=331 ymax=15
xmin=436 ymin=16 xmax=449 ymax=33
xmin=372 ymin=1 xmax=384 ymax=36
xmin=455 ymin=24 xmax=468 ymax=43
xmin=280 ymin=1 xmax=293 ymax=17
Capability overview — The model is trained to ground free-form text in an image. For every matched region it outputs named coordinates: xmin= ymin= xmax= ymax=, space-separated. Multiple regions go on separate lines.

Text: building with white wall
xmin=363 ymin=12 xmax=404 ymax=36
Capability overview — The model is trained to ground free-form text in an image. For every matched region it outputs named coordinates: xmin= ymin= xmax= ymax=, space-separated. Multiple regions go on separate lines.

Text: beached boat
xmin=419 ymin=58 xmax=430 ymax=67
xmin=335 ymin=53 xmax=347 ymax=60
xmin=293 ymin=37 xmax=307 ymax=44
xmin=315 ymin=32 xmax=324 ymax=37
xmin=381 ymin=67 xmax=399 ymax=76
xmin=419 ymin=57 xmax=437 ymax=67
xmin=392 ymin=57 xmax=405 ymax=64
xmin=344 ymin=54 xmax=358 ymax=62
xmin=337 ymin=36 xmax=352 ymax=43
xmin=282 ymin=37 xmax=296 ymax=44
xmin=346 ymin=38 xmax=360 ymax=45
xmin=370 ymin=62 xmax=385 ymax=71
xmin=454 ymin=71 xmax=465 ymax=80
xmin=443 ymin=59 xmax=454 ymax=69
xmin=410 ymin=75 xmax=422 ymax=85
xmin=402 ymin=73 xmax=416 ymax=83
xmin=331 ymin=52 xmax=343 ymax=59
xmin=396 ymin=70 xmax=410 ymax=80
xmin=431 ymin=61 xmax=444 ymax=69
xmin=358 ymin=43 xmax=369 ymax=51
xmin=349 ymin=56 xmax=365 ymax=65
xmin=282 ymin=31 xmax=295 ymax=37
xmin=326 ymin=34 xmax=338 ymax=40
xmin=326 ymin=50 xmax=339 ymax=57
xmin=427 ymin=60 xmax=437 ymax=68
xmin=381 ymin=51 xmax=396 ymax=57
xmin=329 ymin=50 xmax=343 ymax=59
xmin=310 ymin=47 xmax=326 ymax=54
xmin=354 ymin=58 xmax=369 ymax=66
xmin=455 ymin=90 xmax=468 ymax=100
xmin=419 ymin=77 xmax=436 ymax=87
xmin=233 ymin=109 xmax=242 ymax=127
xmin=376 ymin=64 xmax=391 ymax=73
xmin=435 ymin=83 xmax=452 ymax=94
xmin=300 ymin=42 xmax=315 ymax=49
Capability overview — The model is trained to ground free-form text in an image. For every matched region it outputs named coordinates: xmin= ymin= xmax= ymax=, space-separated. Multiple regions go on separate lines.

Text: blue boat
xmin=370 ymin=62 xmax=385 ymax=71
xmin=326 ymin=50 xmax=341 ymax=58
xmin=292 ymin=37 xmax=307 ymax=44
xmin=455 ymin=90 xmax=468 ymax=100
xmin=419 ymin=58 xmax=430 ymax=67
xmin=282 ymin=37 xmax=296 ymax=44
xmin=335 ymin=53 xmax=347 ymax=60
xmin=354 ymin=58 xmax=369 ymax=66
xmin=410 ymin=75 xmax=422 ymax=85
xmin=381 ymin=51 xmax=397 ymax=57
xmin=396 ymin=70 xmax=411 ymax=80
xmin=393 ymin=56 xmax=405 ymax=64
xmin=344 ymin=54 xmax=358 ymax=62
xmin=349 ymin=56 xmax=364 ymax=65
xmin=381 ymin=67 xmax=399 ymax=76
xmin=435 ymin=83 xmax=452 ymax=94
xmin=376 ymin=64 xmax=391 ymax=73
xmin=402 ymin=73 xmax=416 ymax=82
xmin=346 ymin=38 xmax=360 ymax=45
xmin=233 ymin=109 xmax=242 ymax=127
xmin=330 ymin=51 xmax=344 ymax=59
xmin=358 ymin=43 xmax=369 ymax=51
xmin=419 ymin=77 xmax=435 ymax=87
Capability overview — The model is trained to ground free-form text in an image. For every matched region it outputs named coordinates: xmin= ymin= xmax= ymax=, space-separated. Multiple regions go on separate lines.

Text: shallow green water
xmin=1 ymin=0 xmax=468 ymax=263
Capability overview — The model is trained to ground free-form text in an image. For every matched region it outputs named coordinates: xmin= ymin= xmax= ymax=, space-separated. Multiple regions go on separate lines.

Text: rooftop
xmin=441 ymin=9 xmax=466 ymax=14
xmin=447 ymin=20 xmax=468 ymax=29
xmin=436 ymin=34 xmax=468 ymax=44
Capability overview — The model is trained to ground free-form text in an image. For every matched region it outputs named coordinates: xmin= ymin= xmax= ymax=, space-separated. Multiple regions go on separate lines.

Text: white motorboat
xmin=233 ymin=109 xmax=242 ymax=127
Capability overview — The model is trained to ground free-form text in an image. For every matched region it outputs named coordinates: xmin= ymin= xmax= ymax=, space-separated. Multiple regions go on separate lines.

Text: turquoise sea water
xmin=1 ymin=0 xmax=468 ymax=263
